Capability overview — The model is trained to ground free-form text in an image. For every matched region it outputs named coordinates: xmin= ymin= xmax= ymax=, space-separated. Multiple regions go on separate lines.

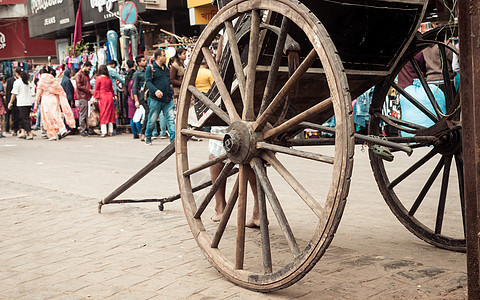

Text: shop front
xmin=0 ymin=18 xmax=57 ymax=76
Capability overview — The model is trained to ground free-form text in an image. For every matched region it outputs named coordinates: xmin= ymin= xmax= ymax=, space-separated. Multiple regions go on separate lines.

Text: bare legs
xmin=209 ymin=155 xmax=260 ymax=226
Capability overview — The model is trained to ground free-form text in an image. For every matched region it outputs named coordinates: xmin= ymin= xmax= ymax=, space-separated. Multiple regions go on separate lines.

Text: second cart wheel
xmin=368 ymin=26 xmax=464 ymax=252
xmin=176 ymin=0 xmax=354 ymax=292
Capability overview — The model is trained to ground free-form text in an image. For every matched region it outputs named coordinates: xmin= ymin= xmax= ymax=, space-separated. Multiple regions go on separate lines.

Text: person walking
xmin=0 ymin=76 xmax=6 ymax=138
xmin=61 ymin=69 xmax=75 ymax=107
xmin=75 ymin=62 xmax=93 ymax=137
xmin=35 ymin=66 xmax=76 ymax=141
xmin=5 ymin=74 xmax=18 ymax=135
xmin=144 ymin=49 xmax=175 ymax=146
xmin=125 ymin=60 xmax=141 ymax=138
xmin=94 ymin=65 xmax=116 ymax=137
xmin=7 ymin=68 xmax=33 ymax=140
xmin=132 ymin=54 xmax=147 ymax=141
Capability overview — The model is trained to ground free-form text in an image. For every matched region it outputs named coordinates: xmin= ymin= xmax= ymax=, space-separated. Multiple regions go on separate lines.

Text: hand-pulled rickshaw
xmin=99 ymin=0 xmax=462 ymax=291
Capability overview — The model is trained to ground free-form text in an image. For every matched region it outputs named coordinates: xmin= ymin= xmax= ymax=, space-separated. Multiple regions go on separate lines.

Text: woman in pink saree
xmin=35 ymin=67 xmax=76 ymax=140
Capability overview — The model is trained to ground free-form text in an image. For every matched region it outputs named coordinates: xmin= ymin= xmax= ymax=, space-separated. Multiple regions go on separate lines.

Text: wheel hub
xmin=223 ymin=121 xmax=259 ymax=164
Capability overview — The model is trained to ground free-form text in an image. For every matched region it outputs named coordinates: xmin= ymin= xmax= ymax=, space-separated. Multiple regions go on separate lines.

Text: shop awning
xmin=0 ymin=18 xmax=57 ymax=60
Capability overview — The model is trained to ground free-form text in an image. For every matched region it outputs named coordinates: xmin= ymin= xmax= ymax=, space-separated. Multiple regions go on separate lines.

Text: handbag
xmin=87 ymin=104 xmax=100 ymax=127
xmin=132 ymin=105 xmax=145 ymax=123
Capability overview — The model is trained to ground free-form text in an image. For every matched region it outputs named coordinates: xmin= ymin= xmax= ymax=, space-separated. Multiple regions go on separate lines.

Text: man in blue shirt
xmin=144 ymin=49 xmax=175 ymax=145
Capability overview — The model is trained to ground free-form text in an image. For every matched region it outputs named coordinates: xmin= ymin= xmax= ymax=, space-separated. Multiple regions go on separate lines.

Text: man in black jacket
xmin=144 ymin=49 xmax=175 ymax=145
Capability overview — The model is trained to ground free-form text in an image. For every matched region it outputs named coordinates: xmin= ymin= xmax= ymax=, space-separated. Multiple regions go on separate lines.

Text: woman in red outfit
xmin=93 ymin=65 xmax=116 ymax=137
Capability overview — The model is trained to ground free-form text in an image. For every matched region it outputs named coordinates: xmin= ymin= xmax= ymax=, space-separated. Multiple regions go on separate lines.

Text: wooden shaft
xmin=99 ymin=142 xmax=175 ymax=212
xmin=244 ymin=9 xmax=260 ymax=121
xmin=225 ymin=20 xmax=246 ymax=101
xmin=211 ymin=178 xmax=239 ymax=248
xmin=435 ymin=155 xmax=452 ymax=234
xmin=181 ymin=129 xmax=224 ymax=141
xmin=202 ymin=47 xmax=241 ymax=121
xmin=257 ymin=142 xmax=334 ymax=164
xmin=388 ymin=148 xmax=437 ymax=189
xmin=263 ymin=97 xmax=332 ymax=139
xmin=235 ymin=164 xmax=249 ymax=269
xmin=251 ymin=158 xmax=300 ymax=257
xmin=262 ymin=151 xmax=323 ymax=218
xmin=194 ymin=162 xmax=235 ymax=219
xmin=253 ymin=49 xmax=317 ymax=131
xmin=187 ymin=85 xmax=231 ymax=125
xmin=183 ymin=154 xmax=228 ymax=177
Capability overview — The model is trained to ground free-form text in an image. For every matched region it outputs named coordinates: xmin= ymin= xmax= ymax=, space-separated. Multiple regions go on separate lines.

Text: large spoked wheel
xmin=368 ymin=26 xmax=464 ymax=252
xmin=176 ymin=0 xmax=354 ymax=292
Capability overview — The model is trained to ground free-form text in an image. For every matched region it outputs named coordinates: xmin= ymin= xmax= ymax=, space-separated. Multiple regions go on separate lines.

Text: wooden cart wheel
xmin=368 ymin=26 xmax=464 ymax=252
xmin=175 ymin=0 xmax=354 ymax=292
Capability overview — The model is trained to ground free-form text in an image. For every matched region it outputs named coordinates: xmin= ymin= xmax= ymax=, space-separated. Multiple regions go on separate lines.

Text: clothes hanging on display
xmin=97 ymin=46 xmax=107 ymax=66
xmin=107 ymin=30 xmax=120 ymax=65
xmin=89 ymin=52 xmax=98 ymax=78
xmin=139 ymin=23 xmax=145 ymax=53
xmin=121 ymin=24 xmax=138 ymax=63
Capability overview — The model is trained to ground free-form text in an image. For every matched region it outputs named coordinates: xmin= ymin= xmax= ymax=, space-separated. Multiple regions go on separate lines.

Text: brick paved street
xmin=0 ymin=134 xmax=467 ymax=299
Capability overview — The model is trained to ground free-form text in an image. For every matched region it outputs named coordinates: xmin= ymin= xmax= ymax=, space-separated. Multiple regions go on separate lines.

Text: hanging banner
xmin=189 ymin=4 xmax=218 ymax=25
xmin=82 ymin=0 xmax=145 ymax=26
xmin=27 ymin=0 xmax=76 ymax=38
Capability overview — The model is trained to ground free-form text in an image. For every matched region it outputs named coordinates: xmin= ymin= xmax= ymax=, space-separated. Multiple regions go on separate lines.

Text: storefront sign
xmin=0 ymin=19 xmax=57 ymax=59
xmin=27 ymin=0 xmax=75 ymax=38
xmin=189 ymin=4 xmax=218 ymax=25
xmin=186 ymin=0 xmax=210 ymax=9
xmin=82 ymin=0 xmax=145 ymax=26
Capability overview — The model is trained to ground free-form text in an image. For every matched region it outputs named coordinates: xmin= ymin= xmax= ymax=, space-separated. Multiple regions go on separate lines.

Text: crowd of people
xmin=0 ymin=47 xmax=203 ymax=145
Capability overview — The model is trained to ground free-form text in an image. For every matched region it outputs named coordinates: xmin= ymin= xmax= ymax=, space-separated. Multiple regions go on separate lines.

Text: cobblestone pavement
xmin=0 ymin=134 xmax=467 ymax=299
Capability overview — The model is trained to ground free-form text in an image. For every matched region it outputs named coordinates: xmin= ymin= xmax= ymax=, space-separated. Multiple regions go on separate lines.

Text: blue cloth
xmin=353 ymin=87 xmax=374 ymax=128
xmin=130 ymin=118 xmax=141 ymax=137
xmin=145 ymin=61 xmax=173 ymax=103
xmin=107 ymin=65 xmax=125 ymax=94
xmin=107 ymin=30 xmax=119 ymax=65
xmin=61 ymin=69 xmax=75 ymax=101
xmin=145 ymin=98 xmax=175 ymax=140
xmin=399 ymin=78 xmax=446 ymax=137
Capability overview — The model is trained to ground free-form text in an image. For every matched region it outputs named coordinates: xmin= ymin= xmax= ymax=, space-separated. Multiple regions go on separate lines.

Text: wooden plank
xmin=202 ymin=47 xmax=241 ymax=121
xmin=187 ymin=85 xmax=231 ymax=125
xmin=235 ymin=164 xmax=249 ymax=269
xmin=211 ymin=177 xmax=239 ymax=248
xmin=181 ymin=129 xmax=224 ymax=141
xmin=244 ymin=9 xmax=260 ymax=121
xmin=225 ymin=20 xmax=247 ymax=102
xmin=458 ymin=0 xmax=480 ymax=296
xmin=253 ymin=49 xmax=317 ymax=131
xmin=183 ymin=154 xmax=229 ymax=177
xmin=262 ymin=151 xmax=323 ymax=218
xmin=255 ymin=167 xmax=272 ymax=273
xmin=257 ymin=142 xmax=334 ymax=164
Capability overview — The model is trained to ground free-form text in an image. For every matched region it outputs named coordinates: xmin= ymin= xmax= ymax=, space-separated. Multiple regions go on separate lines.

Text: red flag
xmin=72 ymin=0 xmax=82 ymax=56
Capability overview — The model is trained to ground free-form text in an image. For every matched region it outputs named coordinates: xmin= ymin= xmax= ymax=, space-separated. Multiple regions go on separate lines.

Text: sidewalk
xmin=0 ymin=134 xmax=467 ymax=299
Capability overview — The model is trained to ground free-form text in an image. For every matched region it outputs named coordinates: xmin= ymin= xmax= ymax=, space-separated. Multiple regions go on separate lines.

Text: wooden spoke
xmin=181 ymin=129 xmax=224 ymax=141
xmin=211 ymin=177 xmax=239 ymax=248
xmin=409 ymin=57 xmax=444 ymax=118
xmin=251 ymin=158 xmax=301 ymax=257
xmin=235 ymin=164 xmax=249 ymax=269
xmin=262 ymin=151 xmax=323 ymax=218
xmin=255 ymin=167 xmax=272 ymax=273
xmin=253 ymin=48 xmax=318 ymax=131
xmin=263 ymin=98 xmax=333 ymax=139
xmin=409 ymin=156 xmax=445 ymax=216
xmin=257 ymin=142 xmax=334 ymax=164
xmin=390 ymin=81 xmax=438 ymax=123
xmin=455 ymin=154 xmax=466 ymax=237
xmin=194 ymin=161 xmax=236 ymax=219
xmin=388 ymin=149 xmax=438 ymax=189
xmin=187 ymin=85 xmax=231 ymax=125
xmin=244 ymin=9 xmax=261 ymax=121
xmin=224 ymin=20 xmax=247 ymax=101
xmin=260 ymin=16 xmax=290 ymax=115
xmin=374 ymin=112 xmax=427 ymax=131
xmin=202 ymin=47 xmax=241 ymax=121
xmin=438 ymin=44 xmax=455 ymax=109
xmin=435 ymin=155 xmax=452 ymax=234
xmin=183 ymin=154 xmax=229 ymax=177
